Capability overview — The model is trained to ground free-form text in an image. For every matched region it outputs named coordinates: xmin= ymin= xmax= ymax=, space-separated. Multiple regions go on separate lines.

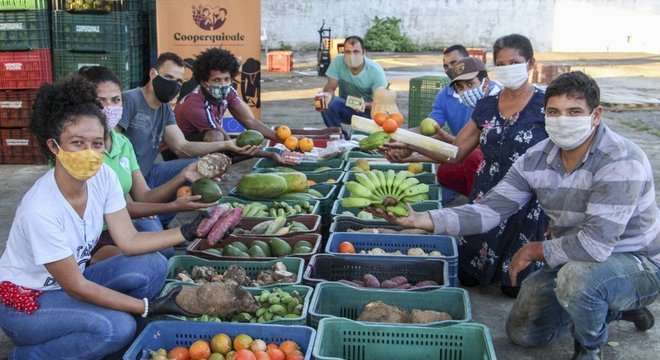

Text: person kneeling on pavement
xmin=370 ymin=71 xmax=660 ymax=360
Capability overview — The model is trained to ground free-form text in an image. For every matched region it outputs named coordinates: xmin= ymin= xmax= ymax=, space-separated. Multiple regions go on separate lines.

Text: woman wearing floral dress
xmin=382 ymin=34 xmax=548 ymax=297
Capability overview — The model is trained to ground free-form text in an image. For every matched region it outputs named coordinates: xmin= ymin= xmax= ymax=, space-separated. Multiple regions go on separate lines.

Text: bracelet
xmin=141 ymin=297 xmax=149 ymax=318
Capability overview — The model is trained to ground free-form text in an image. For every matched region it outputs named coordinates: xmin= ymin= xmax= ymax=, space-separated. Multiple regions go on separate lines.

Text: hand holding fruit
xmin=366 ymin=203 xmax=435 ymax=231
xmin=173 ymin=194 xmax=216 ymax=212
xmin=226 ymin=139 xmax=260 ymax=156
xmin=149 ymin=285 xmax=201 ymax=317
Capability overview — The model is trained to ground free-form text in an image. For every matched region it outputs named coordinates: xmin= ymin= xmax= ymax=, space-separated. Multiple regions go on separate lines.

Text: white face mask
xmin=344 ymin=54 xmax=364 ymax=69
xmin=494 ymin=62 xmax=529 ymax=89
xmin=102 ymin=105 xmax=123 ymax=130
xmin=545 ymin=112 xmax=594 ymax=150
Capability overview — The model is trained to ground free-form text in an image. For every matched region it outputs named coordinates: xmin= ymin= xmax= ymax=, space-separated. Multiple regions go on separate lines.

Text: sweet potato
xmin=363 ymin=274 xmax=381 ymax=288
xmin=413 ymin=280 xmax=439 ymax=288
xmin=207 ymin=207 xmax=244 ymax=245
xmin=380 ymin=280 xmax=398 ymax=289
xmin=389 ymin=276 xmax=408 ymax=286
xmin=410 ymin=309 xmax=452 ymax=324
xmin=196 ymin=204 xmax=230 ymax=237
xmin=175 ymin=282 xmax=259 ymax=316
xmin=396 ymin=283 xmax=412 ymax=289
xmin=357 ymin=301 xmax=410 ymax=323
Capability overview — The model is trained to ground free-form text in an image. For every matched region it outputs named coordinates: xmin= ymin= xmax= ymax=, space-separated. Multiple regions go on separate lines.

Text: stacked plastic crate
xmin=0 ymin=0 xmax=52 ymax=164
xmin=51 ymin=0 xmax=146 ymax=90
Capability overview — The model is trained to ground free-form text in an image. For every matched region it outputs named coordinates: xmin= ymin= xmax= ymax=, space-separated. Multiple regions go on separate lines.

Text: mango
xmin=269 ymin=237 xmax=293 ymax=257
xmin=420 ymin=118 xmax=437 ymax=136
xmin=236 ymin=130 xmax=265 ymax=147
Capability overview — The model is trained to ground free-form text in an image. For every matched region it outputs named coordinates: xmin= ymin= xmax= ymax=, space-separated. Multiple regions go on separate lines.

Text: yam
xmin=363 ymin=274 xmax=381 ymax=288
xmin=389 ymin=276 xmax=408 ymax=286
xmin=175 ymin=282 xmax=259 ymax=316
xmin=380 ymin=280 xmax=398 ymax=289
xmin=357 ymin=301 xmax=410 ymax=323
xmin=413 ymin=280 xmax=439 ymax=288
xmin=410 ymin=309 xmax=452 ymax=324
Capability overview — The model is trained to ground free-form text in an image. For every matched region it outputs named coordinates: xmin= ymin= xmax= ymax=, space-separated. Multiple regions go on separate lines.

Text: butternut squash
xmin=370 ymin=84 xmax=399 ymax=118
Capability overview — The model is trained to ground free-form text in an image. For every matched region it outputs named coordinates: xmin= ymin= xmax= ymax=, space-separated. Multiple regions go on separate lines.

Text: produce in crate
xmin=175 ymin=282 xmax=260 ymax=316
xmin=236 ymin=172 xmax=308 ymax=199
xmin=346 ymin=227 xmax=429 ymax=234
xmin=225 ymin=200 xmax=315 ymax=217
xmin=341 ymin=169 xmax=430 ymax=216
xmin=147 ymin=335 xmax=302 ymax=359
xmin=173 ymin=262 xmax=296 ymax=287
xmin=203 ymin=238 xmax=314 ymax=258
xmin=232 ymin=216 xmax=310 ymax=236
xmin=338 ymin=274 xmax=439 ymax=289
xmin=197 ymin=152 xmax=231 ymax=178
xmin=206 ymin=207 xmax=244 ymax=245
xmin=357 ymin=301 xmax=452 ymax=324
xmin=354 ymin=246 xmax=443 ymax=257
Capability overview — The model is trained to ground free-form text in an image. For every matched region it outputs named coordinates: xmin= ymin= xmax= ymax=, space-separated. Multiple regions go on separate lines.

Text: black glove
xmin=180 ymin=211 xmax=208 ymax=241
xmin=150 ymin=285 xmax=200 ymax=318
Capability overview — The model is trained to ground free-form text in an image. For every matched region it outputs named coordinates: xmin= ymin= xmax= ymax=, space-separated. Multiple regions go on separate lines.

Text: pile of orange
xmin=277 ymin=126 xmax=314 ymax=153
xmin=160 ymin=333 xmax=303 ymax=360
xmin=372 ymin=112 xmax=404 ymax=134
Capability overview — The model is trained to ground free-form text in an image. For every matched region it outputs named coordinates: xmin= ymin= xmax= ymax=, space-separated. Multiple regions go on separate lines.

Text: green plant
xmin=364 ymin=16 xmax=417 ymax=52
xmin=277 ymin=41 xmax=293 ymax=51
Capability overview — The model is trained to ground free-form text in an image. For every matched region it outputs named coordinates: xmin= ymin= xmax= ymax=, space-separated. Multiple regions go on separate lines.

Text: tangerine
xmin=211 ymin=333 xmax=233 ymax=355
xmin=168 ymin=347 xmax=191 ymax=360
xmin=189 ymin=340 xmax=211 ymax=360
xmin=390 ymin=112 xmax=404 ymax=126
xmin=266 ymin=348 xmax=286 ymax=360
xmin=373 ymin=112 xmax=388 ymax=126
xmin=382 ymin=118 xmax=399 ymax=133
xmin=176 ymin=185 xmax=192 ymax=198
xmin=234 ymin=349 xmax=257 ymax=360
xmin=254 ymin=351 xmax=271 ymax=360
xmin=276 ymin=126 xmax=292 ymax=142
xmin=298 ymin=137 xmax=314 ymax=152
xmin=266 ymin=343 xmax=279 ymax=351
xmin=278 ymin=340 xmax=300 ymax=355
xmin=233 ymin=334 xmax=254 ymax=351
xmin=285 ymin=350 xmax=304 ymax=360
xmin=284 ymin=136 xmax=299 ymax=151
xmin=338 ymin=241 xmax=356 ymax=254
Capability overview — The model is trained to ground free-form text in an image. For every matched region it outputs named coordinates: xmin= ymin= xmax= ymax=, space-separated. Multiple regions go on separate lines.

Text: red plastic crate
xmin=267 ymin=50 xmax=293 ymax=73
xmin=0 ymin=49 xmax=52 ymax=89
xmin=0 ymin=89 xmax=37 ymax=128
xmin=0 ymin=128 xmax=46 ymax=164
xmin=467 ymin=47 xmax=488 ymax=64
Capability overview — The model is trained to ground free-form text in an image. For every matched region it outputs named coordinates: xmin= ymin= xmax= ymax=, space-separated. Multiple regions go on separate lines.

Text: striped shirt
xmin=430 ymin=123 xmax=660 ymax=268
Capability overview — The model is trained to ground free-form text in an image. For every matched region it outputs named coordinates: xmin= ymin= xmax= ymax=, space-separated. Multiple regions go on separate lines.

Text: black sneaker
xmin=572 ymin=340 xmax=602 ymax=360
xmin=621 ymin=307 xmax=655 ymax=331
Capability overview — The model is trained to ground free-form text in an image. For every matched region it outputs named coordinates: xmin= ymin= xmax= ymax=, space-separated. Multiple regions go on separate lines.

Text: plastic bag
xmin=317 ymin=140 xmax=360 ymax=160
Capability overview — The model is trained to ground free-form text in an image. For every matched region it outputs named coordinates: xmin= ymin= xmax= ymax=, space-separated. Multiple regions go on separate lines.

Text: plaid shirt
xmin=430 ymin=123 xmax=660 ymax=268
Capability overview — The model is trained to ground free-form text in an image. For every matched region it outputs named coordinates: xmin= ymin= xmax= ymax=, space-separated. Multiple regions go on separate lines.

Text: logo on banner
xmin=192 ymin=4 xmax=228 ymax=30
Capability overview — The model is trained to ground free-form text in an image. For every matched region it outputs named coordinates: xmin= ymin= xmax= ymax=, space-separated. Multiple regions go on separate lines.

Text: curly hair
xmin=192 ymin=47 xmax=240 ymax=82
xmin=29 ymin=76 xmax=106 ymax=161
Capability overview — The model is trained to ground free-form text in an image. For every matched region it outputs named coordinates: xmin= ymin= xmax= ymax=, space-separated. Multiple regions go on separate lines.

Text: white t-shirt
xmin=0 ymin=164 xmax=126 ymax=290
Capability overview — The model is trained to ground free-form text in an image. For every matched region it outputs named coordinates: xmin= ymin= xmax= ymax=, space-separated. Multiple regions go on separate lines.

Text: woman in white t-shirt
xmin=0 ymin=77 xmax=200 ymax=360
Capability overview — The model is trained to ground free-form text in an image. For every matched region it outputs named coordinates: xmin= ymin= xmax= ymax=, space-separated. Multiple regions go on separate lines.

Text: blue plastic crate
xmin=308 ymin=282 xmax=471 ymax=328
xmin=337 ymin=183 xmax=442 ymax=201
xmin=331 ymin=199 xmax=441 ymax=220
xmin=325 ymin=232 xmax=458 ymax=286
xmin=328 ymin=215 xmax=432 ymax=234
xmin=124 ymin=321 xmax=316 ymax=360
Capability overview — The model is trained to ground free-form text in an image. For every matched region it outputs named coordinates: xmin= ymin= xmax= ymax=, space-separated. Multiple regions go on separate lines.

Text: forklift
xmin=317 ymin=21 xmax=331 ymax=76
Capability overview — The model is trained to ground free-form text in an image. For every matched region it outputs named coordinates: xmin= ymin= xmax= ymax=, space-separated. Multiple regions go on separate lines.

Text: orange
xmin=254 ymin=351 xmax=271 ymax=360
xmin=307 ymin=180 xmax=317 ymax=186
xmin=266 ymin=348 xmax=285 ymax=360
xmin=233 ymin=334 xmax=254 ymax=351
xmin=338 ymin=241 xmax=356 ymax=254
xmin=298 ymin=137 xmax=314 ymax=152
xmin=190 ymin=340 xmax=211 ymax=360
xmin=372 ymin=112 xmax=388 ymax=126
xmin=209 ymin=354 xmax=226 ymax=360
xmin=390 ymin=112 xmax=404 ymax=126
xmin=284 ymin=136 xmax=299 ymax=151
xmin=226 ymin=351 xmax=236 ymax=360
xmin=326 ymin=179 xmax=336 ymax=183
xmin=278 ymin=340 xmax=299 ymax=355
xmin=382 ymin=118 xmax=399 ymax=133
xmin=176 ymin=185 xmax=192 ymax=198
xmin=266 ymin=343 xmax=279 ymax=351
xmin=168 ymin=347 xmax=191 ymax=360
xmin=276 ymin=126 xmax=292 ymax=142
xmin=211 ymin=333 xmax=233 ymax=355
xmin=234 ymin=349 xmax=257 ymax=360
xmin=285 ymin=350 xmax=304 ymax=360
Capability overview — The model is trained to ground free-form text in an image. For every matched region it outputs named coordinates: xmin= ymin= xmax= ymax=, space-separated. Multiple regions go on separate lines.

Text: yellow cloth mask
xmin=54 ymin=140 xmax=104 ymax=181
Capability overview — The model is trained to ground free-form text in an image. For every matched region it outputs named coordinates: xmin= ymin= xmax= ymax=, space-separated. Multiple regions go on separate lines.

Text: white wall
xmin=262 ymin=0 xmax=660 ymax=53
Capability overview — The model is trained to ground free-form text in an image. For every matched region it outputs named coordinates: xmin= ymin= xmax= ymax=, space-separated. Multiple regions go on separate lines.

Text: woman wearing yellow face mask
xmin=0 ymin=77 xmax=202 ymax=359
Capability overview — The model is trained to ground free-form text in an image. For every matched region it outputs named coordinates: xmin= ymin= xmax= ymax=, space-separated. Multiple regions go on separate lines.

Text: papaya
xmin=191 ymin=177 xmax=222 ymax=203
xmin=270 ymin=172 xmax=308 ymax=193
xmin=237 ymin=173 xmax=288 ymax=199
xmin=236 ymin=130 xmax=265 ymax=147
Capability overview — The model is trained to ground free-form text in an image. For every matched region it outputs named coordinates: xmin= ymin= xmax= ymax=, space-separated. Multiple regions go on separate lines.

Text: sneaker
xmin=621 ymin=307 xmax=655 ymax=331
xmin=572 ymin=340 xmax=603 ymax=360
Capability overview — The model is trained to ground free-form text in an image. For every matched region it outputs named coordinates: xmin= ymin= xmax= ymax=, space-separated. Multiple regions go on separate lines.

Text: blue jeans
xmin=133 ymin=218 xmax=174 ymax=258
xmin=506 ymin=253 xmax=660 ymax=349
xmin=0 ymin=253 xmax=167 ymax=360
xmin=141 ymin=157 xmax=197 ymax=227
xmin=320 ymin=96 xmax=369 ymax=139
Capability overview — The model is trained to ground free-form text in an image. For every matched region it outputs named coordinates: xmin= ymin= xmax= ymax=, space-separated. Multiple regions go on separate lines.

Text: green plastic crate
xmin=253 ymin=157 xmax=345 ymax=172
xmin=52 ymin=11 xmax=142 ymax=52
xmin=158 ymin=282 xmax=314 ymax=326
xmin=308 ymin=282 xmax=471 ymax=328
xmin=0 ymin=10 xmax=50 ymax=51
xmin=343 ymin=150 xmax=385 ymax=160
xmin=337 ymin=183 xmax=442 ymax=201
xmin=128 ymin=46 xmax=146 ymax=84
xmin=53 ymin=0 xmax=142 ymax=12
xmin=331 ymin=199 xmax=441 ymax=220
xmin=408 ymin=75 xmax=450 ymax=128
xmin=53 ymin=49 xmax=130 ymax=89
xmin=166 ymin=255 xmax=305 ymax=287
xmin=313 ymin=318 xmax=496 ymax=360
xmin=0 ymin=0 xmax=48 ymax=10
xmin=218 ymin=195 xmax=321 ymax=217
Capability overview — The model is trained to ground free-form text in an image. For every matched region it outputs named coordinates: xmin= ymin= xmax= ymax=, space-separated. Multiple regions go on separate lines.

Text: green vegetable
xmin=235 ymin=129 xmax=265 ymax=147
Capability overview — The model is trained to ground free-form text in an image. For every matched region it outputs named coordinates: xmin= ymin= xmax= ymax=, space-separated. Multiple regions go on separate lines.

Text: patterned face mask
xmin=458 ymin=79 xmax=486 ymax=108
xmin=101 ymin=105 xmax=123 ymax=130
xmin=53 ymin=140 xmax=104 ymax=181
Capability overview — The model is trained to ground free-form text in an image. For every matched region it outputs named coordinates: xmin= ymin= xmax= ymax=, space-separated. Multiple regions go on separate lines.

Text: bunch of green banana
xmin=232 ymin=216 xmax=310 ymax=236
xmin=227 ymin=201 xmax=314 ymax=217
xmin=275 ymin=188 xmax=324 ymax=201
xmin=342 ymin=170 xmax=430 ymax=216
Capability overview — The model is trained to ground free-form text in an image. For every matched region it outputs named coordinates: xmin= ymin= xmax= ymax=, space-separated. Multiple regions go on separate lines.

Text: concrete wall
xmin=262 ymin=0 xmax=660 ymax=53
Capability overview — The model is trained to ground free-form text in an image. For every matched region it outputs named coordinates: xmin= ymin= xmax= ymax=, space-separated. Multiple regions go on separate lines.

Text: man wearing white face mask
xmin=371 ymin=71 xmax=660 ymax=360
xmin=318 ymin=35 xmax=387 ymax=138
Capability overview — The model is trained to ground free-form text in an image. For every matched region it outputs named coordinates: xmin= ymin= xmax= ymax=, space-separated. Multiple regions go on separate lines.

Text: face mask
xmin=208 ymin=84 xmax=232 ymax=101
xmin=101 ymin=105 xmax=123 ymax=130
xmin=545 ymin=113 xmax=594 ymax=150
xmin=53 ymin=140 xmax=105 ymax=181
xmin=152 ymin=72 xmax=182 ymax=103
xmin=344 ymin=54 xmax=364 ymax=69
xmin=458 ymin=79 xmax=486 ymax=108
xmin=494 ymin=62 xmax=529 ymax=89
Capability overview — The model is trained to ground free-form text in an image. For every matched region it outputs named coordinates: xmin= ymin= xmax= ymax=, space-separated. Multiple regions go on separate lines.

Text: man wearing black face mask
xmin=117 ymin=52 xmax=260 ymax=224
xmin=174 ymin=48 xmax=281 ymax=163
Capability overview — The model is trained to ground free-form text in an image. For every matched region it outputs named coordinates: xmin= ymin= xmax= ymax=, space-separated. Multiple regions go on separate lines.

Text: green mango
xmin=269 ymin=237 xmax=293 ymax=257
xmin=293 ymin=240 xmax=313 ymax=249
xmin=250 ymin=240 xmax=271 ymax=256
xmin=420 ymin=117 xmax=438 ymax=136
xmin=191 ymin=177 xmax=222 ymax=203
xmin=230 ymin=241 xmax=248 ymax=253
xmin=236 ymin=130 xmax=265 ymax=147
xmin=292 ymin=246 xmax=312 ymax=254
xmin=224 ymin=244 xmax=245 ymax=257
xmin=248 ymin=245 xmax=267 ymax=258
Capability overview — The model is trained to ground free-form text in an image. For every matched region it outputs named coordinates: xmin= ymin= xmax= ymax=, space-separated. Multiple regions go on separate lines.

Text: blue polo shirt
xmin=427 ymin=86 xmax=474 ymax=136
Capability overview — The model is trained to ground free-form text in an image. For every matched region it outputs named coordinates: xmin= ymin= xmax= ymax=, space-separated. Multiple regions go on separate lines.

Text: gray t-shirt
xmin=118 ymin=88 xmax=175 ymax=177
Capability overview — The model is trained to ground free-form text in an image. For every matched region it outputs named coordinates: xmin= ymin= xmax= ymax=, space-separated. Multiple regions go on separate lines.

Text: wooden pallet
xmin=601 ymin=89 xmax=660 ymax=112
